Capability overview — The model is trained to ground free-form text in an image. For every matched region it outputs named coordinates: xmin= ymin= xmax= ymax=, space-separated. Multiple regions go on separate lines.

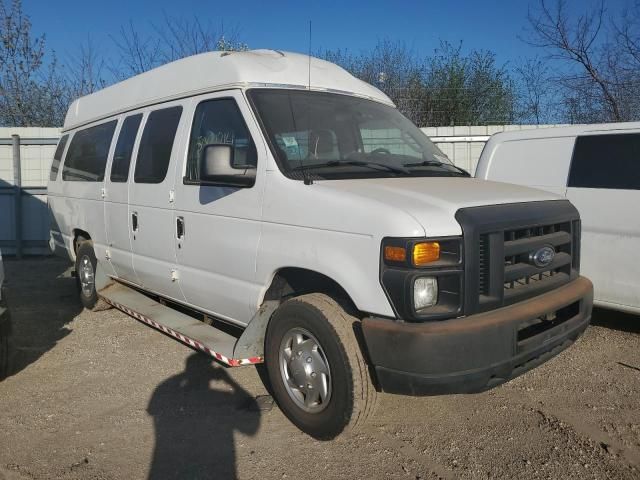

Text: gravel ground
xmin=0 ymin=257 xmax=638 ymax=480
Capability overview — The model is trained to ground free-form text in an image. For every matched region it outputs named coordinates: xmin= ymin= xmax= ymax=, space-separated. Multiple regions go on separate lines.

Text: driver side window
xmin=186 ymin=98 xmax=257 ymax=181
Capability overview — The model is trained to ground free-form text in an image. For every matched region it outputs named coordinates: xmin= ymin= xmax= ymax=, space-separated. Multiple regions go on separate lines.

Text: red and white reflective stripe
xmin=102 ymin=297 xmax=263 ymax=367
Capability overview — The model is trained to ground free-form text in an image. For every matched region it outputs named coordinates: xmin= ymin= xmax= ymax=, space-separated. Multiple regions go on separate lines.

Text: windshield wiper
xmin=292 ymin=160 xmax=411 ymax=175
xmin=403 ymin=160 xmax=470 ymax=176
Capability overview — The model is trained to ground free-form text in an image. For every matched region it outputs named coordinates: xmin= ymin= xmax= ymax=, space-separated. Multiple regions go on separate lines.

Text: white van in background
xmin=476 ymin=123 xmax=640 ymax=315
xmin=48 ymin=50 xmax=593 ymax=439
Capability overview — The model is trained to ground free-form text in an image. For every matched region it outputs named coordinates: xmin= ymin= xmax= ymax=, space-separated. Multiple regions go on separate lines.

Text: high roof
xmin=63 ymin=49 xmax=393 ymax=131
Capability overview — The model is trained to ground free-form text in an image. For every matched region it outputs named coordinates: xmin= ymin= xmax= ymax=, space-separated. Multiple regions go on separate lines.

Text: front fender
xmin=255 ymin=223 xmax=395 ymax=318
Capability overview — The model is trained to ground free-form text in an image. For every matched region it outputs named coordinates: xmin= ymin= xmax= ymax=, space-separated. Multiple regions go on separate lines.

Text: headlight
xmin=381 ymin=236 xmax=462 ymax=321
xmin=414 ymin=277 xmax=438 ymax=310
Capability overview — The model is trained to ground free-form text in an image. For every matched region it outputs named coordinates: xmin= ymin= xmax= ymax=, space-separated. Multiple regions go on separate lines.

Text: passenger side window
xmin=49 ymin=134 xmax=69 ymax=181
xmin=360 ymin=122 xmax=423 ymax=159
xmin=135 ymin=106 xmax=183 ymax=184
xmin=62 ymin=121 xmax=117 ymax=182
xmin=110 ymin=114 xmax=142 ymax=182
xmin=569 ymin=133 xmax=640 ymax=190
xmin=185 ymin=99 xmax=257 ymax=181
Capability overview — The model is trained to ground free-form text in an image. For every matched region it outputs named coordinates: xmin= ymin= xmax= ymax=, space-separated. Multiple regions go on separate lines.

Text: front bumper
xmin=362 ymin=276 xmax=593 ymax=395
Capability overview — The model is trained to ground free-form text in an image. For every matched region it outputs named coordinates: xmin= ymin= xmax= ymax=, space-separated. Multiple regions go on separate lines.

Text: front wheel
xmin=264 ymin=293 xmax=377 ymax=439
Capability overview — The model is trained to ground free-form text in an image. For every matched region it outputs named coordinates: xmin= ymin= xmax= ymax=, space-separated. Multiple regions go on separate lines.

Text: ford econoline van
xmin=48 ymin=50 xmax=593 ymax=439
xmin=476 ymin=123 xmax=639 ymax=315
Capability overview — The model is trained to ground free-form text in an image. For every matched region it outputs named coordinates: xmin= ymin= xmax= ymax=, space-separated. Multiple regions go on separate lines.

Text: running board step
xmin=98 ymin=282 xmax=263 ymax=367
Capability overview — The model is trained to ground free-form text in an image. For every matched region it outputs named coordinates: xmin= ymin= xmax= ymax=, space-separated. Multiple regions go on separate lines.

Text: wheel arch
xmin=72 ymin=228 xmax=92 ymax=253
xmin=234 ymin=267 xmax=363 ymax=360
xmin=261 ymin=266 xmax=360 ymax=315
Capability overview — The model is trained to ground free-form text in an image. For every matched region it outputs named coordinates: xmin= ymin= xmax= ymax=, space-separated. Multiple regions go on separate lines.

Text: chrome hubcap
xmin=279 ymin=327 xmax=332 ymax=413
xmin=79 ymin=255 xmax=95 ymax=297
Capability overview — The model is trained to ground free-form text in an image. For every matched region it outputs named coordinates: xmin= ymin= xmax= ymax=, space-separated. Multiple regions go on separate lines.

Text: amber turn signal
xmin=384 ymin=245 xmax=407 ymax=262
xmin=413 ymin=242 xmax=440 ymax=265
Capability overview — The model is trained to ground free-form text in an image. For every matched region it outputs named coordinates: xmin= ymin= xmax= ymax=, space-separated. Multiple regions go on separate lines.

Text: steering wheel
xmin=370 ymin=148 xmax=391 ymax=155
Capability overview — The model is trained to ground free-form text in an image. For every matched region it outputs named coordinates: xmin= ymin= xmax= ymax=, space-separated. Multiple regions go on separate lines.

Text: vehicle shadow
xmin=3 ymin=256 xmax=82 ymax=378
xmin=590 ymin=306 xmax=640 ymax=334
xmin=147 ymin=353 xmax=261 ymax=480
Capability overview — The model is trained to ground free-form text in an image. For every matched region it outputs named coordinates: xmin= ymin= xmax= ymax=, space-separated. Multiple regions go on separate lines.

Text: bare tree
xmin=65 ymin=35 xmax=107 ymax=98
xmin=1 ymin=1 xmax=253 ymax=126
xmin=0 ymin=0 xmax=66 ymax=125
xmin=109 ymin=21 xmax=162 ymax=79
xmin=110 ymin=15 xmax=247 ymax=79
xmin=515 ymin=56 xmax=553 ymax=123
xmin=614 ymin=1 xmax=640 ymax=69
xmin=525 ymin=0 xmax=623 ymax=122
xmin=153 ymin=14 xmax=247 ymax=62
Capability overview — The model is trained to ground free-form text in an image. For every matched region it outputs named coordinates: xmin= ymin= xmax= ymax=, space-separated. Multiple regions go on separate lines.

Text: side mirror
xmin=199 ymin=144 xmax=256 ymax=187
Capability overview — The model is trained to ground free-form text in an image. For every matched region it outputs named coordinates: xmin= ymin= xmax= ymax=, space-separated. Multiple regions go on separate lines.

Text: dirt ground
xmin=0 ymin=257 xmax=638 ymax=480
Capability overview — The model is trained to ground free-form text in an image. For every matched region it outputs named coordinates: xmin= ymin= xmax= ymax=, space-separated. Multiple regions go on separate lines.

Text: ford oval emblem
xmin=530 ymin=245 xmax=555 ymax=268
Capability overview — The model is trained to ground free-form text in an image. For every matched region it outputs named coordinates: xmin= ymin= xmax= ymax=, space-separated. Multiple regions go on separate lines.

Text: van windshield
xmin=248 ymin=89 xmax=468 ymax=180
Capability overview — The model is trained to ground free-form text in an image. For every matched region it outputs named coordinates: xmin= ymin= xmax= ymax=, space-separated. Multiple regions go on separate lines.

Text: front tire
xmin=264 ymin=293 xmax=377 ymax=439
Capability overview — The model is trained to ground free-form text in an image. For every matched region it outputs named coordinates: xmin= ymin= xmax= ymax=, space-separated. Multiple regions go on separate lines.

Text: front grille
xmin=477 ymin=220 xmax=578 ymax=306
xmin=478 ymin=234 xmax=490 ymax=295
xmin=456 ymin=201 xmax=581 ymax=316
xmin=501 ymin=221 xmax=574 ymax=297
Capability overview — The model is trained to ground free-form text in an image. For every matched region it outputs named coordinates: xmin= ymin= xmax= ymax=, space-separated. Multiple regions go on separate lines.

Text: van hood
xmin=316 ymin=177 xmax=562 ymax=237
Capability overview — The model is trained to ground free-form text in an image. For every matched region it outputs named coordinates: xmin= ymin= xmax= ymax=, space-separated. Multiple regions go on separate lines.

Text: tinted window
xmin=111 ymin=114 xmax=142 ymax=182
xmin=186 ymin=99 xmax=257 ymax=180
xmin=49 ymin=134 xmax=69 ymax=181
xmin=569 ymin=133 xmax=640 ymax=190
xmin=134 ymin=107 xmax=182 ymax=184
xmin=62 ymin=121 xmax=117 ymax=181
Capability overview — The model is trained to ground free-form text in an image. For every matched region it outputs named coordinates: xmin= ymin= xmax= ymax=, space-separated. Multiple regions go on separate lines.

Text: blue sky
xmin=26 ymin=0 xmax=630 ymax=69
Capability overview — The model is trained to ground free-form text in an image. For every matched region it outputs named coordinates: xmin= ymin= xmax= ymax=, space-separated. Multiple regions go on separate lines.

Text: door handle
xmin=176 ymin=216 xmax=185 ymax=240
xmin=132 ymin=212 xmax=138 ymax=232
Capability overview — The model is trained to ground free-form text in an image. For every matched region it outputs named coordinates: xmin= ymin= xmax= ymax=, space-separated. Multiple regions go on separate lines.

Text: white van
xmin=48 ymin=50 xmax=593 ymax=439
xmin=476 ymin=123 xmax=640 ymax=315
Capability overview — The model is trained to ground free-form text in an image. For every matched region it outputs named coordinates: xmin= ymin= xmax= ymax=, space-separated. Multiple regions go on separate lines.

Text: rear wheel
xmin=264 ymin=293 xmax=377 ymax=439
xmin=75 ymin=240 xmax=110 ymax=311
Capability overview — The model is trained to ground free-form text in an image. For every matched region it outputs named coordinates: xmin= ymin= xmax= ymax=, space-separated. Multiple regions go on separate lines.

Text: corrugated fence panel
xmin=0 ymin=128 xmax=61 ymax=256
xmin=22 ymin=190 xmax=49 ymax=253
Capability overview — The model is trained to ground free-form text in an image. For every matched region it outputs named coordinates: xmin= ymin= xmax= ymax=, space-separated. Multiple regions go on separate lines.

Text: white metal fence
xmin=0 ymin=128 xmax=61 ymax=256
xmin=0 ymin=124 xmax=561 ymax=256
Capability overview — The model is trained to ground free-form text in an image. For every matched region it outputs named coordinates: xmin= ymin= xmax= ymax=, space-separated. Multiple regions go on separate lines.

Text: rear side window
xmin=186 ymin=99 xmax=257 ymax=181
xmin=134 ymin=106 xmax=183 ymax=184
xmin=49 ymin=134 xmax=69 ymax=181
xmin=62 ymin=121 xmax=117 ymax=181
xmin=569 ymin=133 xmax=640 ymax=190
xmin=111 ymin=114 xmax=142 ymax=182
